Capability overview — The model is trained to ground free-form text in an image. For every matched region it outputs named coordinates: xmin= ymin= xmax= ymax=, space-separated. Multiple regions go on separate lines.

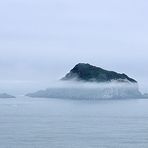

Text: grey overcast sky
xmin=0 ymin=0 xmax=148 ymax=94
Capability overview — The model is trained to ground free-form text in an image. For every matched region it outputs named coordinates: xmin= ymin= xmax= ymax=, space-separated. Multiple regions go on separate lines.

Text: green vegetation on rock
xmin=62 ymin=63 xmax=137 ymax=83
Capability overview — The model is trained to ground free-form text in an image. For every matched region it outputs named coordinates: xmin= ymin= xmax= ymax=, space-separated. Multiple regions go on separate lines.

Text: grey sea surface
xmin=0 ymin=97 xmax=148 ymax=148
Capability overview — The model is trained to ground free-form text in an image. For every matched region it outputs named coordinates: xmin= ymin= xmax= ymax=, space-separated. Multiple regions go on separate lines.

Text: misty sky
xmin=0 ymin=0 xmax=148 ymax=94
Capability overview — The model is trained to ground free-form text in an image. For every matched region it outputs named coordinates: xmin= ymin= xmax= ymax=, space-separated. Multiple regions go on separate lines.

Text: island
xmin=0 ymin=93 xmax=16 ymax=98
xmin=26 ymin=63 xmax=142 ymax=99
xmin=143 ymin=93 xmax=148 ymax=98
xmin=62 ymin=63 xmax=137 ymax=83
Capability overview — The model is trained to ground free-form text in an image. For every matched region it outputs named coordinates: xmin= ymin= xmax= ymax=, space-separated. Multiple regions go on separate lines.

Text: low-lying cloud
xmin=27 ymin=80 xmax=142 ymax=99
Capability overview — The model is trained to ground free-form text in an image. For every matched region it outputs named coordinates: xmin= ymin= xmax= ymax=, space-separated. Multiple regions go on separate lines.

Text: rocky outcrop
xmin=62 ymin=63 xmax=137 ymax=83
xmin=26 ymin=63 xmax=142 ymax=99
xmin=0 ymin=93 xmax=15 ymax=98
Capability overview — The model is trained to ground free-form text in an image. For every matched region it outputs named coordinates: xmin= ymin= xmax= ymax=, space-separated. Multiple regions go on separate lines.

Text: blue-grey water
xmin=0 ymin=97 xmax=148 ymax=148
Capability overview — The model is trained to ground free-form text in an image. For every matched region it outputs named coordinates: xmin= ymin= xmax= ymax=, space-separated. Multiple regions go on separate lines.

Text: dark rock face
xmin=0 ymin=93 xmax=15 ymax=98
xmin=62 ymin=63 xmax=137 ymax=83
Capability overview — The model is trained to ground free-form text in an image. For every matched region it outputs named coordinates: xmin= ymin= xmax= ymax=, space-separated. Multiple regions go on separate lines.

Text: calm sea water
xmin=0 ymin=97 xmax=148 ymax=148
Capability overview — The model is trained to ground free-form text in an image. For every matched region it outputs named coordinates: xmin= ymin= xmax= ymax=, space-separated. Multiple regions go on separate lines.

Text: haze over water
xmin=0 ymin=0 xmax=148 ymax=147
xmin=0 ymin=0 xmax=148 ymax=93
xmin=0 ymin=96 xmax=148 ymax=148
